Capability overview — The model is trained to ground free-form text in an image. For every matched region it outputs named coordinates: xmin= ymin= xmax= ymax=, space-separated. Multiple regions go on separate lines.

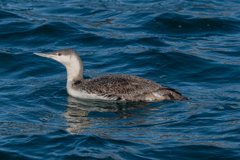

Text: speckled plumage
xmin=34 ymin=49 xmax=187 ymax=102
xmin=72 ymin=74 xmax=186 ymax=101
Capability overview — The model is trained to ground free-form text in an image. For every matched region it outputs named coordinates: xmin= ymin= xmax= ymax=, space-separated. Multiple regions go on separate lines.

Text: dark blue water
xmin=1 ymin=0 xmax=240 ymax=159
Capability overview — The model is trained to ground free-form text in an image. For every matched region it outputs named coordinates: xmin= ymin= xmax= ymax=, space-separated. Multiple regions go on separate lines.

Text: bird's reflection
xmin=63 ymin=96 xmax=153 ymax=134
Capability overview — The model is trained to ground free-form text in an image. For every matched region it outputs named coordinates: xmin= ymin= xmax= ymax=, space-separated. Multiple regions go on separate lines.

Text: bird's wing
xmin=75 ymin=74 xmax=174 ymax=101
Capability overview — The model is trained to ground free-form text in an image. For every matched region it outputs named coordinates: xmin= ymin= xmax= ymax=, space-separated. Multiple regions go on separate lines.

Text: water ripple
xmin=1 ymin=0 xmax=240 ymax=159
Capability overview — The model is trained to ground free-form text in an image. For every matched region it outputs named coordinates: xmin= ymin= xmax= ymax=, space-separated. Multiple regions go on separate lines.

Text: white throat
xmin=63 ymin=55 xmax=83 ymax=82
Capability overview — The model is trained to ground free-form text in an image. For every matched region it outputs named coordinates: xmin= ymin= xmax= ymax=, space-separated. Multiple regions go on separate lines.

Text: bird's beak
xmin=34 ymin=52 xmax=55 ymax=59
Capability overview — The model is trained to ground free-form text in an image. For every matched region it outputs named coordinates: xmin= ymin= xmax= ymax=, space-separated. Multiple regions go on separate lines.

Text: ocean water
xmin=1 ymin=0 xmax=240 ymax=159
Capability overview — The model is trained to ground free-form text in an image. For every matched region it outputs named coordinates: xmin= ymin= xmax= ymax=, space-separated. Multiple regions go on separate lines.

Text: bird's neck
xmin=65 ymin=56 xmax=84 ymax=83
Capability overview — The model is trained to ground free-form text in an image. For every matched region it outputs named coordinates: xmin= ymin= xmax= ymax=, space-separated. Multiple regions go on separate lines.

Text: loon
xmin=34 ymin=49 xmax=187 ymax=101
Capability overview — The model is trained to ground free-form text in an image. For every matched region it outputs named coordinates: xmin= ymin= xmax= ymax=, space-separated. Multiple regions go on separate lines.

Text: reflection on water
xmin=63 ymin=96 xmax=154 ymax=134
xmin=62 ymin=97 xmax=240 ymax=149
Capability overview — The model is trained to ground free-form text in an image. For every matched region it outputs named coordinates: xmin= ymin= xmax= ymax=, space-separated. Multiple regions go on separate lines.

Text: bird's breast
xmin=66 ymin=81 xmax=109 ymax=100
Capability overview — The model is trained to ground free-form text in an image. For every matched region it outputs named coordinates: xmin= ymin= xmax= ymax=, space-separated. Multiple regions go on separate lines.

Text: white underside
xmin=67 ymin=82 xmax=110 ymax=100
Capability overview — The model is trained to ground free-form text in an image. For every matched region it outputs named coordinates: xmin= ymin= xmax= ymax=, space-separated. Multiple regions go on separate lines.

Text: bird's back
xmin=72 ymin=74 xmax=186 ymax=101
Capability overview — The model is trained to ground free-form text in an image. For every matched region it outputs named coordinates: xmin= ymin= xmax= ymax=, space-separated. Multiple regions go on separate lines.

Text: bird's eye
xmin=58 ymin=53 xmax=62 ymax=56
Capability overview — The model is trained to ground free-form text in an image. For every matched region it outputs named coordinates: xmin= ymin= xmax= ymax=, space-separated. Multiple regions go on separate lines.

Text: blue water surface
xmin=1 ymin=0 xmax=240 ymax=159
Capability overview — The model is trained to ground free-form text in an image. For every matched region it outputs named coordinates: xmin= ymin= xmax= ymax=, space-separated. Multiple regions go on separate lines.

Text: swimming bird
xmin=34 ymin=49 xmax=186 ymax=101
